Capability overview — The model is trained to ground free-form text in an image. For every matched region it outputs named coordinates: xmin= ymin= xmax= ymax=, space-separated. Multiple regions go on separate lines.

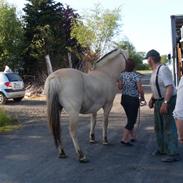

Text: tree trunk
xmin=68 ymin=52 xmax=73 ymax=68
xmin=45 ymin=54 xmax=53 ymax=75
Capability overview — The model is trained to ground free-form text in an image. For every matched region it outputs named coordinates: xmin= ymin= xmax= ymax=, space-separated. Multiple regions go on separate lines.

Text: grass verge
xmin=137 ymin=70 xmax=152 ymax=74
xmin=0 ymin=108 xmax=21 ymax=133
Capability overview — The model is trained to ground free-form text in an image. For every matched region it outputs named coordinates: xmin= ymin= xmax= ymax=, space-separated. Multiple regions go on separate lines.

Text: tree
xmin=161 ymin=55 xmax=169 ymax=64
xmin=0 ymin=0 xmax=24 ymax=70
xmin=116 ymin=40 xmax=148 ymax=70
xmin=71 ymin=4 xmax=121 ymax=62
xmin=22 ymin=0 xmax=80 ymax=80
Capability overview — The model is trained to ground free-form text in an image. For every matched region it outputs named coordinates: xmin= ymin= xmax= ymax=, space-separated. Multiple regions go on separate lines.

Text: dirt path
xmin=0 ymin=90 xmax=183 ymax=182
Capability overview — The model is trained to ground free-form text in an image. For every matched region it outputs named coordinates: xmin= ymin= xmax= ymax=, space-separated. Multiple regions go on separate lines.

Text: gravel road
xmin=0 ymin=88 xmax=183 ymax=183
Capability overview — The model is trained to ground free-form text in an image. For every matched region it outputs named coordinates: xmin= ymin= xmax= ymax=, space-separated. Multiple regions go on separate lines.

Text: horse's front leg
xmin=69 ymin=113 xmax=88 ymax=163
xmin=103 ymin=103 xmax=113 ymax=145
xmin=89 ymin=112 xmax=97 ymax=143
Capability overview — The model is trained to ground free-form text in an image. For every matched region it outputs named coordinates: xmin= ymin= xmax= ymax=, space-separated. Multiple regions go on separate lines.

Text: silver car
xmin=0 ymin=72 xmax=25 ymax=104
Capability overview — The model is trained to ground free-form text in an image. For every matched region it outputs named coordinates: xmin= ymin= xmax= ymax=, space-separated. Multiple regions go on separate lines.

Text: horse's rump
xmin=45 ymin=69 xmax=85 ymax=113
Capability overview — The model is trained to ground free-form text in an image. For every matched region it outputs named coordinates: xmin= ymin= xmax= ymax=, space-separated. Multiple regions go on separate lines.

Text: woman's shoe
xmin=131 ymin=139 xmax=137 ymax=142
xmin=179 ymin=139 xmax=183 ymax=144
xmin=120 ymin=140 xmax=133 ymax=146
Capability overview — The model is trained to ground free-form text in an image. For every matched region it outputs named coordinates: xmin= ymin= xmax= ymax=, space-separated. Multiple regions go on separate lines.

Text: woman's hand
xmin=148 ymin=98 xmax=154 ymax=109
xmin=140 ymin=99 xmax=147 ymax=106
xmin=117 ymin=80 xmax=123 ymax=90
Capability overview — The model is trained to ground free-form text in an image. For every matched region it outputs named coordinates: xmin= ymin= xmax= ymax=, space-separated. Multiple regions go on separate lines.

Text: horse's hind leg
xmin=58 ymin=135 xmax=67 ymax=158
xmin=103 ymin=103 xmax=113 ymax=145
xmin=58 ymin=143 xmax=67 ymax=158
xmin=89 ymin=112 xmax=97 ymax=143
xmin=69 ymin=113 xmax=88 ymax=163
xmin=57 ymin=108 xmax=67 ymax=158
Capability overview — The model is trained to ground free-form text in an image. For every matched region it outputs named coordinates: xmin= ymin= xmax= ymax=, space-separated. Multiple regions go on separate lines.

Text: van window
xmin=5 ymin=73 xmax=23 ymax=82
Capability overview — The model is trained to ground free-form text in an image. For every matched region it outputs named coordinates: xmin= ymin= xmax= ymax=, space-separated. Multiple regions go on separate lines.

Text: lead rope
xmin=137 ymin=104 xmax=141 ymax=129
xmin=137 ymin=97 xmax=147 ymax=129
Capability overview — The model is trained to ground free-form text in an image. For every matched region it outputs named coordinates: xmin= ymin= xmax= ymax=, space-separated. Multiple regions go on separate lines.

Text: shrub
xmin=0 ymin=108 xmax=20 ymax=132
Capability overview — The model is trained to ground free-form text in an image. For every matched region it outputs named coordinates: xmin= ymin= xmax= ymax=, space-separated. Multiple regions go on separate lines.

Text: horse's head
xmin=92 ymin=48 xmax=127 ymax=79
xmin=119 ymin=49 xmax=128 ymax=72
xmin=94 ymin=48 xmax=128 ymax=70
xmin=120 ymin=49 xmax=128 ymax=61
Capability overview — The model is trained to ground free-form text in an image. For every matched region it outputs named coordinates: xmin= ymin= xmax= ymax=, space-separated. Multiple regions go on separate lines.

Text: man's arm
xmin=160 ymin=85 xmax=173 ymax=114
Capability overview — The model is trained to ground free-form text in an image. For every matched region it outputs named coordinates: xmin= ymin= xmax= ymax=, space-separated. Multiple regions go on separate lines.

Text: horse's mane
xmin=94 ymin=48 xmax=122 ymax=69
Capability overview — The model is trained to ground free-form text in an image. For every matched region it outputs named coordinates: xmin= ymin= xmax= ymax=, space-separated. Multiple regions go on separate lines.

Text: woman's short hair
xmin=125 ymin=59 xmax=135 ymax=72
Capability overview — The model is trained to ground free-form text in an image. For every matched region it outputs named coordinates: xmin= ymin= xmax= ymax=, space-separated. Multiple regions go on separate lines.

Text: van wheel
xmin=0 ymin=93 xmax=7 ymax=104
xmin=13 ymin=97 xmax=24 ymax=102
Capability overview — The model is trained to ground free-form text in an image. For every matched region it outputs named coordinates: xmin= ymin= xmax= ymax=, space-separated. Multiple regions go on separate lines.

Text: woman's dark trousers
xmin=121 ymin=95 xmax=139 ymax=130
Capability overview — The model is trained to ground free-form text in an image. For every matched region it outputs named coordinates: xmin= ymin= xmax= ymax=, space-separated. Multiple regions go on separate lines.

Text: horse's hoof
xmin=89 ymin=134 xmax=96 ymax=144
xmin=58 ymin=153 xmax=68 ymax=159
xmin=103 ymin=141 xmax=109 ymax=145
xmin=79 ymin=157 xmax=89 ymax=163
xmin=103 ymin=136 xmax=109 ymax=145
xmin=89 ymin=139 xmax=97 ymax=144
xmin=78 ymin=150 xmax=88 ymax=163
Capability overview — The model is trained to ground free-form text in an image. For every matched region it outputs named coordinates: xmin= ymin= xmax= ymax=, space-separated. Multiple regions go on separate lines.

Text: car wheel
xmin=13 ymin=97 xmax=24 ymax=102
xmin=0 ymin=93 xmax=7 ymax=104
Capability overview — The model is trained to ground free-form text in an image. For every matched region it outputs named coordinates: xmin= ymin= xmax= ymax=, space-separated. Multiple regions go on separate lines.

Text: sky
xmin=7 ymin=0 xmax=183 ymax=55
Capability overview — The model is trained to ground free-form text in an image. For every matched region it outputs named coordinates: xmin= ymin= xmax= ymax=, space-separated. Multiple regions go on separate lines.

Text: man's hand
xmin=160 ymin=103 xmax=168 ymax=114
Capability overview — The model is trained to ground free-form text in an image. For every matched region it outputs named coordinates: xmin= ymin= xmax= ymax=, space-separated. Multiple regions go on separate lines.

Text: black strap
xmin=155 ymin=64 xmax=163 ymax=98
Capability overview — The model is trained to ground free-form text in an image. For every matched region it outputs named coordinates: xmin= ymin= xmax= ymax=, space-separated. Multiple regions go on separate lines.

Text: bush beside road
xmin=0 ymin=108 xmax=20 ymax=133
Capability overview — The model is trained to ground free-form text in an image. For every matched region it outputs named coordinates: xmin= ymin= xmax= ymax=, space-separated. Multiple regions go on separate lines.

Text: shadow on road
xmin=5 ymin=99 xmax=46 ymax=106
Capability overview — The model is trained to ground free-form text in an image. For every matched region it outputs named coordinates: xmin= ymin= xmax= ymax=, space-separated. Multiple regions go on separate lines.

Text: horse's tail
xmin=46 ymin=76 xmax=62 ymax=148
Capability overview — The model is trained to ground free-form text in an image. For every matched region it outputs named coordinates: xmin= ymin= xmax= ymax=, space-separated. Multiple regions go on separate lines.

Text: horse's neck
xmin=97 ymin=59 xmax=123 ymax=80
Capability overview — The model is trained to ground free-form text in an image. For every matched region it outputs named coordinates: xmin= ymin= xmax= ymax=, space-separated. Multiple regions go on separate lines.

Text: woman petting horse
xmin=44 ymin=48 xmax=127 ymax=162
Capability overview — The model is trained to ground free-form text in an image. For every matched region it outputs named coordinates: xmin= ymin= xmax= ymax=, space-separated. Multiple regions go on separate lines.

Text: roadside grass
xmin=0 ymin=108 xmax=21 ymax=133
xmin=137 ymin=70 xmax=152 ymax=74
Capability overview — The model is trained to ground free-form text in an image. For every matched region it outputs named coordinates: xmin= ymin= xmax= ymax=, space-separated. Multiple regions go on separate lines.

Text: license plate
xmin=13 ymin=83 xmax=21 ymax=89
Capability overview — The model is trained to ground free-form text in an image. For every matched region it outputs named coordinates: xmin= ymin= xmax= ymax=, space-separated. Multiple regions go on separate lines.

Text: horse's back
xmin=45 ymin=68 xmax=116 ymax=114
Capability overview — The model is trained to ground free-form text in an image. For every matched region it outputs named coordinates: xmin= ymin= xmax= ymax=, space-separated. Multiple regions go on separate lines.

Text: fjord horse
xmin=44 ymin=48 xmax=127 ymax=162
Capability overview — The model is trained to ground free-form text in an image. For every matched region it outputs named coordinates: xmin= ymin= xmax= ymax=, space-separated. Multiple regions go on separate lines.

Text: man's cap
xmin=144 ymin=49 xmax=160 ymax=59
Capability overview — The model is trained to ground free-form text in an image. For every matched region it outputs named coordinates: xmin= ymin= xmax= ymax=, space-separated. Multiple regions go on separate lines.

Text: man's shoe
xmin=161 ymin=154 xmax=181 ymax=163
xmin=152 ymin=150 xmax=165 ymax=156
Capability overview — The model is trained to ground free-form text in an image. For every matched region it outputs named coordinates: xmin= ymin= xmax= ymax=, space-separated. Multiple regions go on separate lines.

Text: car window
xmin=5 ymin=73 xmax=23 ymax=82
